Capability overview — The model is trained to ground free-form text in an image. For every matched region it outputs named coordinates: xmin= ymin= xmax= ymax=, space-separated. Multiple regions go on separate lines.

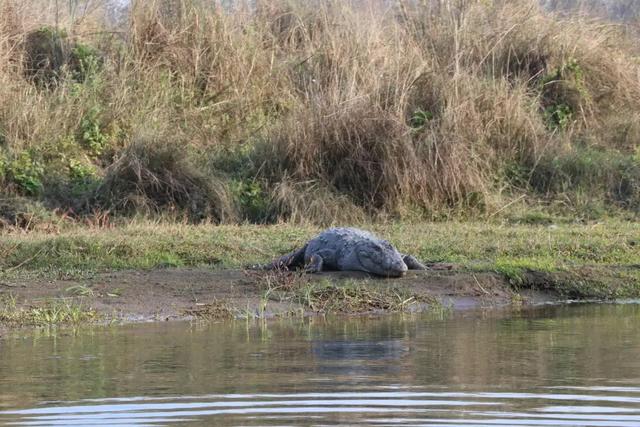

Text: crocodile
xmin=266 ymin=227 xmax=426 ymax=277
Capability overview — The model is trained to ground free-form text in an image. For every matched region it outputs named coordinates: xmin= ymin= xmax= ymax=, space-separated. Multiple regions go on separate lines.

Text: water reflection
xmin=0 ymin=304 xmax=639 ymax=426
xmin=313 ymin=340 xmax=408 ymax=361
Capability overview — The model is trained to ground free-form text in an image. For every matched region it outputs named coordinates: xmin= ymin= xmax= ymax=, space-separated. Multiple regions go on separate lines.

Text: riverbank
xmin=0 ymin=268 xmax=521 ymax=325
xmin=0 ymin=220 xmax=638 ymax=327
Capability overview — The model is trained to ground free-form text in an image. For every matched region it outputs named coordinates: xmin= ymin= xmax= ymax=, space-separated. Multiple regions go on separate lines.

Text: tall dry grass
xmin=0 ymin=0 xmax=638 ymax=226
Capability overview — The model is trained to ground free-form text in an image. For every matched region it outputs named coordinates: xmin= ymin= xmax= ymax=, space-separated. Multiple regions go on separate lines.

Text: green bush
xmin=230 ymin=179 xmax=272 ymax=223
xmin=67 ymin=159 xmax=101 ymax=200
xmin=22 ymin=26 xmax=102 ymax=87
xmin=409 ymin=109 xmax=433 ymax=129
xmin=79 ymin=108 xmax=109 ymax=156
xmin=68 ymin=158 xmax=96 ymax=182
xmin=71 ymin=43 xmax=102 ymax=82
xmin=543 ymin=103 xmax=572 ymax=130
xmin=539 ymin=58 xmax=587 ymax=130
xmin=7 ymin=151 xmax=44 ymax=196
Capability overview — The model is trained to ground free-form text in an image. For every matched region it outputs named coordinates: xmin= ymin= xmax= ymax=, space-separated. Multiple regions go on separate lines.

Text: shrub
xmin=0 ymin=195 xmax=56 ymax=230
xmin=22 ymin=26 xmax=69 ymax=87
xmin=6 ymin=151 xmax=44 ymax=196
xmin=70 ymin=42 xmax=102 ymax=83
xmin=22 ymin=26 xmax=102 ymax=87
xmin=79 ymin=107 xmax=109 ymax=157
xmin=229 ymin=179 xmax=272 ymax=223
xmin=530 ymin=147 xmax=640 ymax=211
xmin=95 ymin=137 xmax=235 ymax=222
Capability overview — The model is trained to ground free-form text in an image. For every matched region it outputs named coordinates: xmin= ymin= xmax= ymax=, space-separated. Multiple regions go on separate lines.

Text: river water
xmin=0 ymin=303 xmax=639 ymax=426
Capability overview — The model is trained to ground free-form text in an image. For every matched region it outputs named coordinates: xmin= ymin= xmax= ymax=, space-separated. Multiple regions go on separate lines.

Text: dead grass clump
xmin=0 ymin=1 xmax=22 ymax=62
xmin=247 ymin=267 xmax=308 ymax=293
xmin=269 ymin=179 xmax=366 ymax=225
xmin=405 ymin=0 xmax=640 ymax=135
xmin=461 ymin=1 xmax=640 ymax=137
xmin=396 ymin=0 xmax=640 ymax=213
xmin=129 ymin=0 xmax=286 ymax=128
xmin=259 ymin=1 xmax=554 ymax=215
xmin=22 ymin=27 xmax=70 ymax=86
xmin=96 ymin=137 xmax=235 ymax=222
xmin=265 ymin=101 xmax=414 ymax=210
xmin=184 ymin=299 xmax=235 ymax=321
xmin=409 ymin=74 xmax=548 ymax=207
xmin=298 ymin=283 xmax=426 ymax=314
xmin=258 ymin=1 xmax=427 ymax=213
xmin=0 ymin=195 xmax=59 ymax=230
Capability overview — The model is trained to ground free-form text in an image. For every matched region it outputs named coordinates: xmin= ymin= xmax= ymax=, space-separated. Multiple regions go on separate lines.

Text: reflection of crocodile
xmin=267 ymin=227 xmax=426 ymax=277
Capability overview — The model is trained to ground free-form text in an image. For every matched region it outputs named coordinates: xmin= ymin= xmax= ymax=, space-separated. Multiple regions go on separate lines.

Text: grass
xmin=295 ymin=281 xmax=433 ymax=314
xmin=0 ymin=0 xmax=639 ymax=224
xmin=1 ymin=219 xmax=638 ymax=299
xmin=0 ymin=295 xmax=97 ymax=326
xmin=184 ymin=280 xmax=433 ymax=320
xmin=240 ymin=268 xmax=438 ymax=316
xmin=183 ymin=269 xmax=436 ymax=319
xmin=0 ymin=220 xmax=637 ymax=276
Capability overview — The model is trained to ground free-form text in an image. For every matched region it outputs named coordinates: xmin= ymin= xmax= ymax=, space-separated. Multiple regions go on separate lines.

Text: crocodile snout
xmin=387 ymin=260 xmax=408 ymax=277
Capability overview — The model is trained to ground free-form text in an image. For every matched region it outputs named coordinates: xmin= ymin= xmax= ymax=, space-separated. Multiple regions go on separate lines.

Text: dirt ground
xmin=0 ymin=267 xmax=562 ymax=325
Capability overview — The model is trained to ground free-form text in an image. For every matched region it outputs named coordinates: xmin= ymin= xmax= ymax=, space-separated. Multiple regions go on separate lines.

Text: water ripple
xmin=2 ymin=389 xmax=639 ymax=426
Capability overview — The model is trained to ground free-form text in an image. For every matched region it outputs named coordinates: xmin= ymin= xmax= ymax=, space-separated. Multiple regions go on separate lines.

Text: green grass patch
xmin=1 ymin=220 xmax=638 ymax=278
xmin=494 ymin=257 xmax=558 ymax=285
xmin=0 ymin=296 xmax=98 ymax=326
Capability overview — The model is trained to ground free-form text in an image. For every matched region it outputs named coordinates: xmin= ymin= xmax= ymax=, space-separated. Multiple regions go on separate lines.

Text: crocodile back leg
xmin=268 ymin=245 xmax=308 ymax=270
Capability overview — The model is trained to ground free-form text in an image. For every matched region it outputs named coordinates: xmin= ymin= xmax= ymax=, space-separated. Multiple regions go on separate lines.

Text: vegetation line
xmin=0 ymin=0 xmax=638 ymax=227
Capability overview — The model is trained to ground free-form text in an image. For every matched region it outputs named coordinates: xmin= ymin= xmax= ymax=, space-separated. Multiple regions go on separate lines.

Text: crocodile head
xmin=356 ymin=240 xmax=408 ymax=277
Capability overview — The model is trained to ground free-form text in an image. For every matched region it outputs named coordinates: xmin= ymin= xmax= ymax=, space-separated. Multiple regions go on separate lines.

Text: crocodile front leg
xmin=304 ymin=249 xmax=335 ymax=273
xmin=305 ymin=254 xmax=324 ymax=273
xmin=402 ymin=254 xmax=427 ymax=270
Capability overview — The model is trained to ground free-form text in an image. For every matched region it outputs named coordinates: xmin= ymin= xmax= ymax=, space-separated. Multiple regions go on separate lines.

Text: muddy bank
xmin=0 ymin=268 xmax=566 ymax=327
